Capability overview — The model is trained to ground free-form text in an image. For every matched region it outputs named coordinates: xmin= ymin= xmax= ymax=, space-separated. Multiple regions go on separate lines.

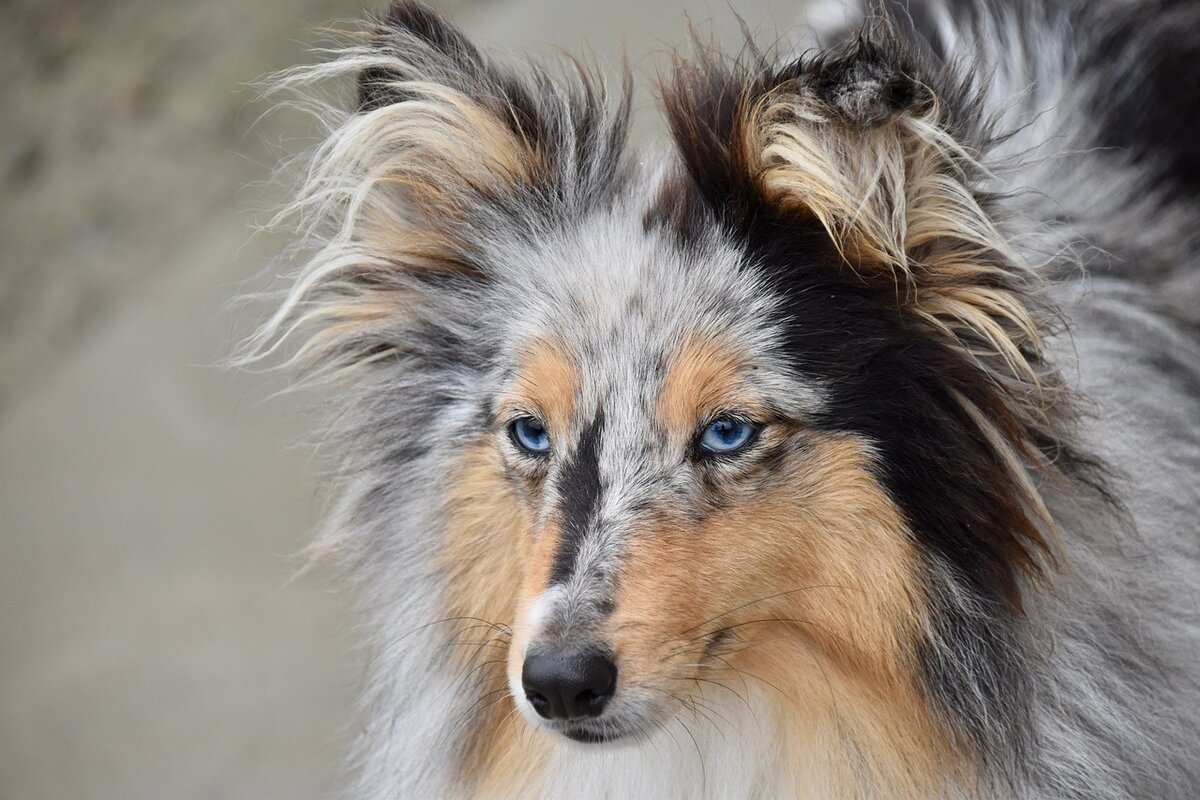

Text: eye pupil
xmin=511 ymin=417 xmax=550 ymax=455
xmin=698 ymin=417 xmax=756 ymax=456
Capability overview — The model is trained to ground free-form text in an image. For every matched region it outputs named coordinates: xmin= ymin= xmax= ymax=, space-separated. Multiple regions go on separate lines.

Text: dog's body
xmin=256 ymin=0 xmax=1200 ymax=796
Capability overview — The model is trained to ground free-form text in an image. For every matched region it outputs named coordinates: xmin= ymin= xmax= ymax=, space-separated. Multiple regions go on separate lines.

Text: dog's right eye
xmin=510 ymin=417 xmax=551 ymax=455
xmin=697 ymin=417 xmax=757 ymax=456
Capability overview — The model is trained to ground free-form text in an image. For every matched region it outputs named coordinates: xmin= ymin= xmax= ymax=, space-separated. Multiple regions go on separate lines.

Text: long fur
xmin=247 ymin=1 xmax=1200 ymax=797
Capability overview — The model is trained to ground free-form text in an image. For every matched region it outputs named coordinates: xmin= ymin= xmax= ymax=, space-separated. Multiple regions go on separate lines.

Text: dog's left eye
xmin=510 ymin=416 xmax=551 ymax=455
xmin=697 ymin=417 xmax=757 ymax=455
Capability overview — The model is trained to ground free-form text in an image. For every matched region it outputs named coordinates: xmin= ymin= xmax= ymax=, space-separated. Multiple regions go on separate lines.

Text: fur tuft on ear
xmin=746 ymin=33 xmax=1047 ymax=393
xmin=242 ymin=0 xmax=631 ymax=383
xmin=669 ymin=25 xmax=1045 ymax=391
xmin=352 ymin=0 xmax=633 ymax=214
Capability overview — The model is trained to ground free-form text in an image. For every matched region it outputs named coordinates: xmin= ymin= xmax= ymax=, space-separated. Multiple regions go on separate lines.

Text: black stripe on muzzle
xmin=550 ymin=412 xmax=604 ymax=585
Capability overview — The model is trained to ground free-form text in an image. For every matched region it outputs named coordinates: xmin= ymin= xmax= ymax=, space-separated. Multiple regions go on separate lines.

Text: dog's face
xmin=432 ymin=219 xmax=916 ymax=743
xmin=449 ymin=220 xmax=926 ymax=746
xmin=276 ymin=0 xmax=1074 ymax=782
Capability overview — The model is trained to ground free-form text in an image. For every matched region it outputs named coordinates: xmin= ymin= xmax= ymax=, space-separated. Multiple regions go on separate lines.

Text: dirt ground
xmin=0 ymin=1 xmax=801 ymax=797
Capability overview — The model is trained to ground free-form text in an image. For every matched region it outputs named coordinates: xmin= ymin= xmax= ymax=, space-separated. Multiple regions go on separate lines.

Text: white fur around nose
xmin=508 ymin=586 xmax=567 ymax=725
xmin=526 ymin=586 xmax=565 ymax=639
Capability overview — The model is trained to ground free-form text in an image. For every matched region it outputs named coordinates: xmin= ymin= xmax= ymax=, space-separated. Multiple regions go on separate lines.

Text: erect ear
xmin=663 ymin=19 xmax=1048 ymax=417
xmin=251 ymin=1 xmax=630 ymax=380
xmin=349 ymin=0 xmax=632 ymax=234
xmin=661 ymin=20 xmax=1082 ymax=589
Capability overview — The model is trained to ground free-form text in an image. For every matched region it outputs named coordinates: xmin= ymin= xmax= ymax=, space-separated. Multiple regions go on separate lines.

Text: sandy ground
xmin=0 ymin=1 xmax=803 ymax=797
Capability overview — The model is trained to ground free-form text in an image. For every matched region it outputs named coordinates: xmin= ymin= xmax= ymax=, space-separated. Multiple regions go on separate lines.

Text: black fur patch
xmin=808 ymin=37 xmax=928 ymax=126
xmin=550 ymin=413 xmax=605 ymax=585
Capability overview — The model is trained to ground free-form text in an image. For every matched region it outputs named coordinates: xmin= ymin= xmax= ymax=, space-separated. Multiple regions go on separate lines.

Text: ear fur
xmin=660 ymin=15 xmax=1116 ymax=591
xmin=352 ymin=0 xmax=633 ymax=222
xmin=667 ymin=23 xmax=1046 ymax=390
xmin=746 ymin=32 xmax=1049 ymax=393
xmin=246 ymin=0 xmax=631 ymax=382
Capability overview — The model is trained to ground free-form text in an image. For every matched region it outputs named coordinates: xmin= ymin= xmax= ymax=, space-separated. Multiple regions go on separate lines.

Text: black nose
xmin=521 ymin=650 xmax=617 ymax=721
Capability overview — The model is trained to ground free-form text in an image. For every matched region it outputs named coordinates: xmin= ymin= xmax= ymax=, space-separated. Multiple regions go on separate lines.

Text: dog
xmin=250 ymin=0 xmax=1200 ymax=796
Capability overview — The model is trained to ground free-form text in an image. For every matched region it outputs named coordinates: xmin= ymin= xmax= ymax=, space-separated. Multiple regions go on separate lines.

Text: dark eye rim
xmin=694 ymin=414 xmax=761 ymax=459
xmin=508 ymin=415 xmax=551 ymax=456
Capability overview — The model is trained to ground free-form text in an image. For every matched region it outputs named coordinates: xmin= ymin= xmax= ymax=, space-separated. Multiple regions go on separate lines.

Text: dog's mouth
xmin=556 ymin=720 xmax=632 ymax=744
xmin=518 ymin=701 xmax=646 ymax=746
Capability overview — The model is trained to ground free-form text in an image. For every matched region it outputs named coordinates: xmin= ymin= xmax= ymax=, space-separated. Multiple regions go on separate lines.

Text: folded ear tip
xmin=811 ymin=41 xmax=927 ymax=126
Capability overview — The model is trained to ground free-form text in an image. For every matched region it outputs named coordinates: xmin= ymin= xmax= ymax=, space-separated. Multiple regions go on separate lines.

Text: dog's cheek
xmin=441 ymin=441 xmax=532 ymax=656
xmin=718 ymin=434 xmax=926 ymax=681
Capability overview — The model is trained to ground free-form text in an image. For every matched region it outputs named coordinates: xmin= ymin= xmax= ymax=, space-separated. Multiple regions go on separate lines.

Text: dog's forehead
xmin=492 ymin=192 xmax=785 ymax=410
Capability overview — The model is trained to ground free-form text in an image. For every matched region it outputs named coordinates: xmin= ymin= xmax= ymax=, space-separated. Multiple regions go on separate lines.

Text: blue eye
xmin=510 ymin=416 xmax=551 ymax=455
xmin=697 ymin=417 xmax=757 ymax=456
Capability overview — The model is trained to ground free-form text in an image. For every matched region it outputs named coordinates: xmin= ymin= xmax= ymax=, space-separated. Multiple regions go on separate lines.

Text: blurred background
xmin=0 ymin=0 xmax=804 ymax=797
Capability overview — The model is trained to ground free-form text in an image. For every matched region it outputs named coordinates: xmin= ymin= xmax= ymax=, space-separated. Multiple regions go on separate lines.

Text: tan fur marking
xmin=376 ymin=84 xmax=539 ymax=199
xmin=439 ymin=442 xmax=536 ymax=791
xmin=659 ymin=335 xmax=767 ymax=435
xmin=608 ymin=434 xmax=962 ymax=797
xmin=468 ymin=519 xmax=563 ymax=799
xmin=506 ymin=338 xmax=579 ymax=437
xmin=462 ymin=526 xmax=563 ymax=797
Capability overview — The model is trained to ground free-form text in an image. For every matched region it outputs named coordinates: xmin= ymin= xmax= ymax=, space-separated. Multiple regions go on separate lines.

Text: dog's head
xmin=264 ymin=0 xmax=1099 ymax=787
